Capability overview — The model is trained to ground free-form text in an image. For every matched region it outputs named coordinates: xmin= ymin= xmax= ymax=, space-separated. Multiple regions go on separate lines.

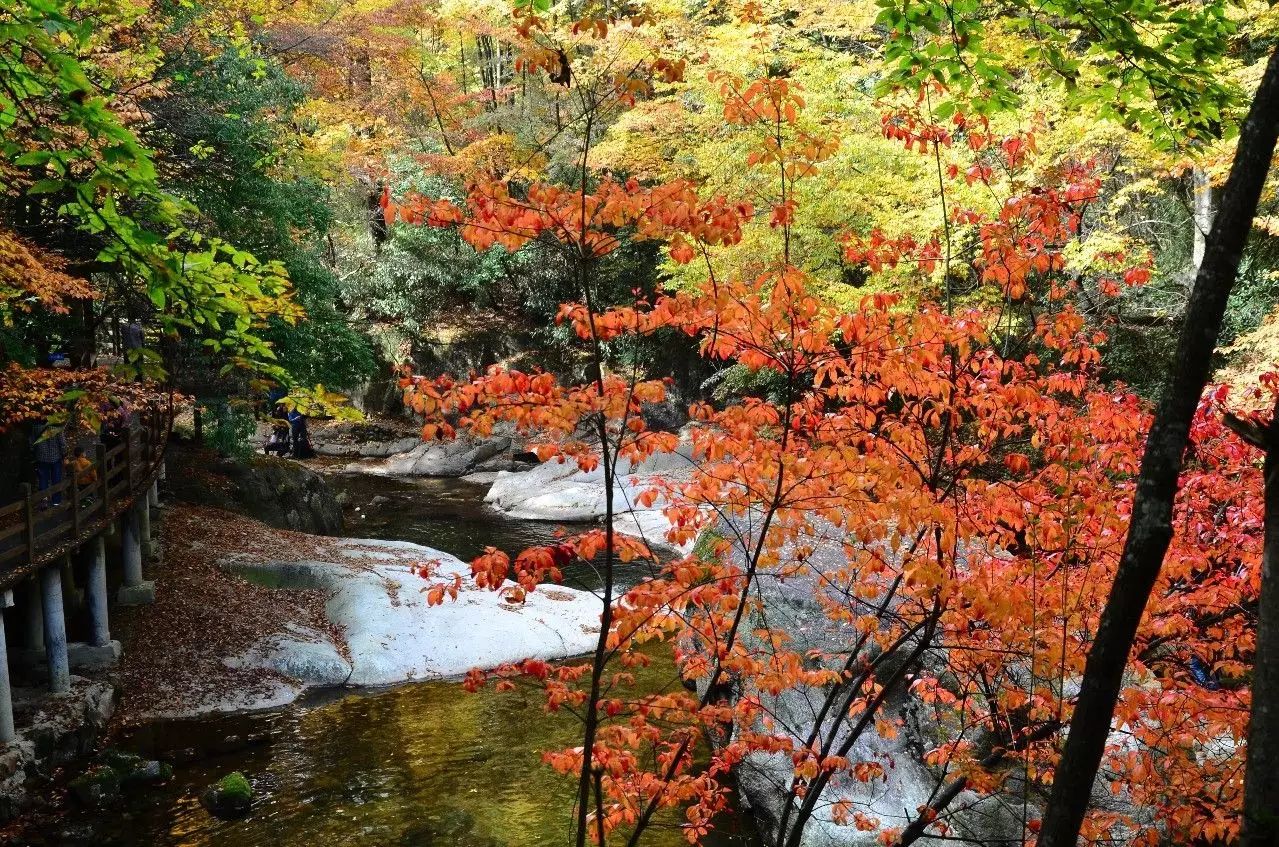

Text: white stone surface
xmin=347 ymin=434 xmax=519 ymax=477
xmin=484 ymin=441 xmax=698 ymax=552
xmin=221 ymin=538 xmax=603 ymax=704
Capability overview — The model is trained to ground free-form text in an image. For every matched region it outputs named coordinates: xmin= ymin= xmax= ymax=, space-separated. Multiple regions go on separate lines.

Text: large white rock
xmin=222 ymin=538 xmax=603 ymax=700
xmin=341 ymin=434 xmax=520 ymax=477
xmin=705 ymin=521 xmax=1029 ymax=847
xmin=224 ymin=623 xmax=352 ymax=685
xmin=484 ymin=441 xmax=698 ymax=552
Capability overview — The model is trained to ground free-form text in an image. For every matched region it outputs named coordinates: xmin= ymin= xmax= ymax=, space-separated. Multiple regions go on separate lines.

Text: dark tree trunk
xmin=1038 ymin=45 xmax=1279 ymax=847
xmin=1224 ymin=396 xmax=1279 ymax=847
xmin=68 ymin=297 xmax=96 ymax=367
xmin=367 ymin=182 xmax=388 ymax=252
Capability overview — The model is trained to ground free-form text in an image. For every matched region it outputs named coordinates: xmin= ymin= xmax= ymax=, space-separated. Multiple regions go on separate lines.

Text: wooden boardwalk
xmin=0 ymin=408 xmax=170 ymax=590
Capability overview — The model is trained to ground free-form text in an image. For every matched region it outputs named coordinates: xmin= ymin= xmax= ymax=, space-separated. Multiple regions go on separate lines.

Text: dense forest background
xmin=6 ymin=1 xmax=1279 ymax=845
xmin=5 ymin=0 xmax=1278 ymax=416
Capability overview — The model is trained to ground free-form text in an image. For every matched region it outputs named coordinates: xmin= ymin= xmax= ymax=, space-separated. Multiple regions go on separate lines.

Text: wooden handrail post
xmin=96 ymin=443 xmax=109 ymax=515
xmin=20 ymin=483 xmax=34 ymax=566
xmin=125 ymin=425 xmax=134 ymax=490
xmin=71 ymin=471 xmax=80 ymax=539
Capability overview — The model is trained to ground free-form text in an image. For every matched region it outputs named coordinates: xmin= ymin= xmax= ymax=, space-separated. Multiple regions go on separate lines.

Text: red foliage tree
xmin=387 ymin=19 xmax=1266 ymax=847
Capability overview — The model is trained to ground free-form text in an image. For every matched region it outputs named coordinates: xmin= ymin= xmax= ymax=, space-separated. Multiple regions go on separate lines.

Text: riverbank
xmin=2 ymin=457 xmax=766 ymax=847
xmin=112 ymin=501 xmax=603 ymax=721
xmin=110 ymin=504 xmax=340 ymax=721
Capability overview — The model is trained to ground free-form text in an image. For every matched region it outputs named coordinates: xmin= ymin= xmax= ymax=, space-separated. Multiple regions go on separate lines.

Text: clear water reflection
xmin=56 ymin=472 xmax=757 ymax=847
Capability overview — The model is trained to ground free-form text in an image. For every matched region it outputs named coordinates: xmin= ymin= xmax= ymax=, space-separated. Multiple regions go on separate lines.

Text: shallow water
xmin=329 ymin=471 xmax=668 ymax=591
xmin=55 ymin=472 xmax=758 ymax=847
xmin=61 ymin=669 xmax=757 ymax=847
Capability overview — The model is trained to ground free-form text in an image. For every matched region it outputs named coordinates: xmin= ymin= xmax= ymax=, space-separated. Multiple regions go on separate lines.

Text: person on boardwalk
xmin=71 ymin=446 xmax=96 ymax=487
xmin=71 ymin=445 xmax=98 ymax=506
xmin=31 ymin=422 xmax=67 ymax=505
xmin=122 ymin=318 xmax=144 ymax=353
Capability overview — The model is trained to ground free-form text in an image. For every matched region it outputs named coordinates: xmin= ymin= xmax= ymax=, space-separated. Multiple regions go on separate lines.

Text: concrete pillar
xmin=41 ymin=566 xmax=70 ymax=694
xmin=66 ymin=535 xmax=121 ymax=671
xmin=0 ymin=591 xmax=16 ymax=743
xmin=148 ymin=480 xmax=159 ymax=509
xmin=138 ymin=497 xmax=151 ymax=554
xmin=122 ymin=507 xmax=142 ymax=586
xmin=23 ymin=579 xmax=42 ymax=652
xmin=117 ymin=504 xmax=155 ymax=606
xmin=87 ymin=536 xmax=110 ymax=647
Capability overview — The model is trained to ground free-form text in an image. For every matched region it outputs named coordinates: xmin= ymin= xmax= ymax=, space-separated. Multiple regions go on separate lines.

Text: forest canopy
xmin=4 ymin=0 xmax=1279 ymax=845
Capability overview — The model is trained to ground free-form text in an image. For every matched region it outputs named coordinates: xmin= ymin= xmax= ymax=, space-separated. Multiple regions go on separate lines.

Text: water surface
xmin=53 ymin=472 xmax=757 ymax=847
xmin=330 ymin=471 xmax=668 ymax=591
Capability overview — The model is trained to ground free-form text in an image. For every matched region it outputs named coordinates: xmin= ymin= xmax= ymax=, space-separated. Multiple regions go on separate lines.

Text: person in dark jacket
xmin=264 ymin=421 xmax=291 ymax=456
xmin=31 ymin=422 xmax=67 ymax=505
xmin=287 ymin=409 xmax=314 ymax=459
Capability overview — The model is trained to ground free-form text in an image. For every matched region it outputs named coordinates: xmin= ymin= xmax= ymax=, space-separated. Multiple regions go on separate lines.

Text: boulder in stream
xmin=201 ymin=771 xmax=253 ymax=818
xmin=219 ymin=538 xmax=603 ymax=694
xmin=166 ymin=446 xmax=344 ymax=535
xmin=483 ymin=437 xmax=699 ymax=553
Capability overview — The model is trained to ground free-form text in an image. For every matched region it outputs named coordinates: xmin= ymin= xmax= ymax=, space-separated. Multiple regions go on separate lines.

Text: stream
xmin=51 ymin=470 xmax=761 ymax=847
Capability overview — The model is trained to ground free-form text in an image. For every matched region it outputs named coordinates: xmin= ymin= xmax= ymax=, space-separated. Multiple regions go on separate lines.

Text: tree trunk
xmin=349 ymin=44 xmax=372 ymax=95
xmin=1037 ymin=45 xmax=1279 ymax=847
xmin=69 ymin=296 xmax=96 ymax=367
xmin=477 ymin=36 xmax=497 ymax=111
xmin=1237 ymin=397 xmax=1279 ymax=847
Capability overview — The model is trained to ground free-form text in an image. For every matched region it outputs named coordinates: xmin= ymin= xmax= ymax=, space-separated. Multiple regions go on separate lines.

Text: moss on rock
xmin=201 ymin=771 xmax=253 ymax=818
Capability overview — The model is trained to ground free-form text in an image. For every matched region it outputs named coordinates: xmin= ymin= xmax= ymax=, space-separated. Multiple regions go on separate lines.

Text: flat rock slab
xmin=116 ymin=581 xmax=156 ymax=606
xmin=217 ymin=537 xmax=603 ymax=708
xmin=67 ymin=641 xmax=122 ymax=672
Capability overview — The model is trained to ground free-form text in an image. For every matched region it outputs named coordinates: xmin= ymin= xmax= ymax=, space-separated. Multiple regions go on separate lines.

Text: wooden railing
xmin=0 ymin=408 xmax=171 ymax=585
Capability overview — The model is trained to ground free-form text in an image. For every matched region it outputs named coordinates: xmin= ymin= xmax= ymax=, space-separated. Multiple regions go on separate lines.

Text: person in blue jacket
xmin=287 ymin=408 xmax=314 ymax=459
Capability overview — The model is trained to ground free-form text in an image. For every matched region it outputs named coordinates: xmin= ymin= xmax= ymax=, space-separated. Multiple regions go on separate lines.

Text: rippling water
xmin=329 ymin=471 xmax=670 ymax=590
xmin=57 ymin=472 xmax=759 ymax=847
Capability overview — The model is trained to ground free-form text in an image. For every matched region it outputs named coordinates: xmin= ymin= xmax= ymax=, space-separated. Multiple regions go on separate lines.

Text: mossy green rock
xmin=98 ymin=748 xmax=173 ymax=787
xmin=69 ymin=765 xmax=121 ymax=806
xmin=201 ymin=771 xmax=253 ymax=818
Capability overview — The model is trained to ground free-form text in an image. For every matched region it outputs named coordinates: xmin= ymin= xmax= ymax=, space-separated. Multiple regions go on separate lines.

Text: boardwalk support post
xmin=117 ymin=501 xmax=154 ymax=606
xmin=23 ymin=579 xmax=42 ymax=652
xmin=66 ymin=535 xmax=121 ymax=671
xmin=138 ymin=493 xmax=152 ymax=559
xmin=40 ymin=566 xmax=70 ymax=694
xmin=0 ymin=590 xmax=15 ymax=743
xmin=59 ymin=555 xmax=82 ymax=613
xmin=87 ymin=536 xmax=109 ymax=647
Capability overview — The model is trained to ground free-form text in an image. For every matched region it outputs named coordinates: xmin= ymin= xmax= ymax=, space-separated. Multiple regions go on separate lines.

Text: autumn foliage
xmin=5 ymin=0 xmax=1258 ymax=843
xmin=374 ymin=9 xmax=1272 ymax=845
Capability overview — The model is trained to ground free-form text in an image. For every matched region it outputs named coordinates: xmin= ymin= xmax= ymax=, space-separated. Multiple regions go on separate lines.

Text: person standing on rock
xmin=288 ymin=408 xmax=314 ymax=459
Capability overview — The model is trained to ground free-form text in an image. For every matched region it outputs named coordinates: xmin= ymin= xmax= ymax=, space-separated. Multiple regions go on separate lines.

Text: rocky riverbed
xmin=113 ymin=503 xmax=603 ymax=720
xmin=16 ymin=461 xmax=760 ymax=847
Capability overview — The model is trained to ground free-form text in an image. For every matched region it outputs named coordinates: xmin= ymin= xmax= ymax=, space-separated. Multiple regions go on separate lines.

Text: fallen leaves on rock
xmin=113 ymin=504 xmax=348 ymax=723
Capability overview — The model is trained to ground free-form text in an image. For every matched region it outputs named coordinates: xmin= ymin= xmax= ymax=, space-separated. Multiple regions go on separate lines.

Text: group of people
xmin=263 ymin=400 xmax=314 ymax=460
xmin=30 ymin=422 xmax=100 ymax=508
